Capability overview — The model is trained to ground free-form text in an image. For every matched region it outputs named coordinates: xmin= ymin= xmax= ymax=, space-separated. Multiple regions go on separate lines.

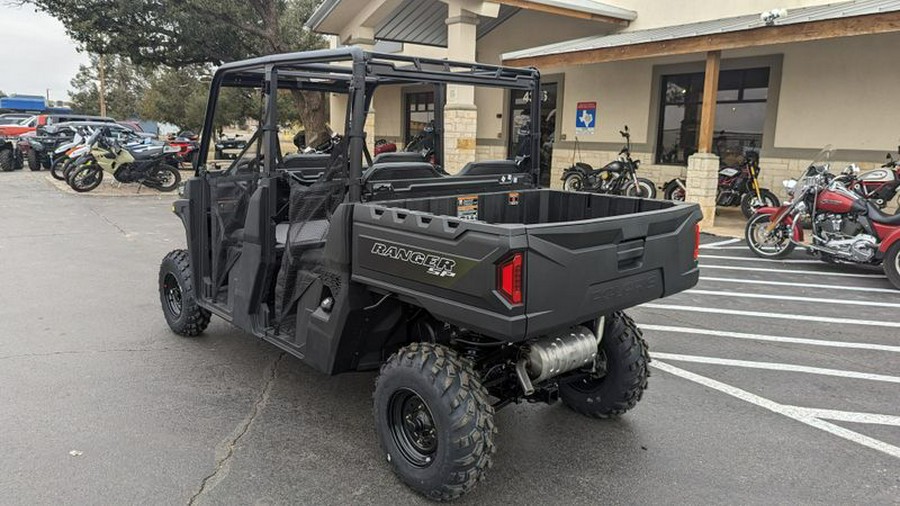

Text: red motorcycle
xmin=165 ymin=131 xmax=200 ymax=169
xmin=745 ymin=146 xmax=900 ymax=289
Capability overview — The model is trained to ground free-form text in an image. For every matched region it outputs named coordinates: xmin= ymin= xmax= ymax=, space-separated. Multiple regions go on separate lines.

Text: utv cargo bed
xmin=352 ymin=189 xmax=700 ymax=340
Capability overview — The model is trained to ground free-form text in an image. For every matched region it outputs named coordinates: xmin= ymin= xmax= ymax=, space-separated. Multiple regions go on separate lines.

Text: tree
xmin=28 ymin=0 xmax=328 ymax=140
xmin=69 ymin=54 xmax=151 ymax=118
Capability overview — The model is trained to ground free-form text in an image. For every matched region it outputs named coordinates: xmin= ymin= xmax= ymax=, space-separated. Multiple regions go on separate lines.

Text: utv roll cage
xmin=195 ymin=47 xmax=543 ymax=199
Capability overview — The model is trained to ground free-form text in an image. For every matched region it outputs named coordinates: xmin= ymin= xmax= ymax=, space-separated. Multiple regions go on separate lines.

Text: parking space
xmin=632 ymin=235 xmax=900 ymax=459
xmin=1 ymin=171 xmax=898 ymax=504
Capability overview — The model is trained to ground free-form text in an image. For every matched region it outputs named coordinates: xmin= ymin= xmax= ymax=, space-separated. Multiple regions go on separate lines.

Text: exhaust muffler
xmin=515 ymin=323 xmax=602 ymax=395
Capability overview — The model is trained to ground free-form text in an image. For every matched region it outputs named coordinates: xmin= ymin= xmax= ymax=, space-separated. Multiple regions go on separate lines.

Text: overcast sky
xmin=0 ymin=4 xmax=90 ymax=101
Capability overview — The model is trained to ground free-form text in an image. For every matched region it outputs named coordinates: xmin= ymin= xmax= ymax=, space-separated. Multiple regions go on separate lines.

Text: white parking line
xmin=652 ymin=360 xmax=900 ymax=459
xmin=651 ymin=352 xmax=900 ymax=383
xmin=640 ymin=324 xmax=900 ymax=353
xmin=686 ymin=289 xmax=900 ymax=308
xmin=700 ymin=238 xmax=741 ymax=249
xmin=700 ymin=276 xmax=899 ymax=294
xmin=708 ymin=245 xmax=749 ymax=250
xmin=700 ymin=254 xmax=821 ymax=264
xmin=701 ymin=265 xmax=887 ymax=279
xmin=641 ymin=304 xmax=900 ymax=328
xmin=790 ymin=407 xmax=900 ymax=427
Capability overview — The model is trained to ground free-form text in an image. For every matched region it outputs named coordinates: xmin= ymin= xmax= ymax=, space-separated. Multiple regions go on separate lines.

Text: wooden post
xmin=98 ymin=54 xmax=107 ymax=117
xmin=697 ymin=50 xmax=720 ymax=154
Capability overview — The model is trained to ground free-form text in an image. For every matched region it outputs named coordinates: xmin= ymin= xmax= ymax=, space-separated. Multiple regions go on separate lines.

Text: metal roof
xmin=307 ymin=0 xmax=636 ymax=35
xmin=503 ymin=0 xmax=900 ymax=61
xmin=374 ymin=0 xmax=519 ymax=47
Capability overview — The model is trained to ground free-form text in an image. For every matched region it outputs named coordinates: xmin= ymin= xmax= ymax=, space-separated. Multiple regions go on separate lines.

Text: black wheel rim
xmin=163 ymin=272 xmax=183 ymax=317
xmin=388 ymin=388 xmax=437 ymax=467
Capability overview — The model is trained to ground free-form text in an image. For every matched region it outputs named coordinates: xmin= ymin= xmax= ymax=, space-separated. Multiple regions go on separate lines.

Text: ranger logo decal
xmin=370 ymin=242 xmax=457 ymax=277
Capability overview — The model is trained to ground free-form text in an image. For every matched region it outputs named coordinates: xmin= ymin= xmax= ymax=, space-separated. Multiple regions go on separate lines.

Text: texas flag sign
xmin=575 ymin=101 xmax=597 ymax=134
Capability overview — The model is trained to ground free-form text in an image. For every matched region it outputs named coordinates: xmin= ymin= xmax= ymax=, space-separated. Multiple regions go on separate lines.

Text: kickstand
xmin=136 ymin=182 xmax=144 ymax=194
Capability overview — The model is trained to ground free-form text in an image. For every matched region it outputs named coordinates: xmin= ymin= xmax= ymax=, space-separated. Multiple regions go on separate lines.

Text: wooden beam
xmin=494 ymin=0 xmax=630 ymax=26
xmin=504 ymin=11 xmax=900 ymax=67
xmin=697 ymin=51 xmax=720 ymax=154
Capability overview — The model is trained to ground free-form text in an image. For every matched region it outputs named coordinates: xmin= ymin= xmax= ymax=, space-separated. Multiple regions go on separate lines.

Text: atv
xmin=158 ymin=48 xmax=701 ymax=501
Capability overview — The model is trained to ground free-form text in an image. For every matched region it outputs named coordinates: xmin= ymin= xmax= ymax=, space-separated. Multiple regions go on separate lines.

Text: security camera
xmin=760 ymin=8 xmax=788 ymax=26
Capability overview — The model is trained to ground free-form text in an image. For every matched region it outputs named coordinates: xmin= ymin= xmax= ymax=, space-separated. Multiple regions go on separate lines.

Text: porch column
xmin=686 ymin=50 xmax=721 ymax=229
xmin=443 ymin=2 xmax=479 ymax=173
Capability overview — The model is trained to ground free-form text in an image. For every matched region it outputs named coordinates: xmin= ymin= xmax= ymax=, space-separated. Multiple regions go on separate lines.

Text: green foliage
xmin=69 ymin=54 xmax=151 ymax=118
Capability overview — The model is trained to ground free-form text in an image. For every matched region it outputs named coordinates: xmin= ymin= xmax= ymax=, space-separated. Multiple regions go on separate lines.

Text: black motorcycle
xmin=560 ymin=126 xmax=657 ymax=198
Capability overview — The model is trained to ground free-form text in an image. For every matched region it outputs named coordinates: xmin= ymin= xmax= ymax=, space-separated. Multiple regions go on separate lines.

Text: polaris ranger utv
xmin=158 ymin=48 xmax=701 ymax=501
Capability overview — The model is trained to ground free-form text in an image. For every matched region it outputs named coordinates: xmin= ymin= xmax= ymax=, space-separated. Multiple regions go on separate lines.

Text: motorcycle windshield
xmin=793 ymin=145 xmax=835 ymax=202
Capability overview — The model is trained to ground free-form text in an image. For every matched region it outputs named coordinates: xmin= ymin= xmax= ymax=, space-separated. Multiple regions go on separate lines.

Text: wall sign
xmin=575 ymin=101 xmax=596 ymax=134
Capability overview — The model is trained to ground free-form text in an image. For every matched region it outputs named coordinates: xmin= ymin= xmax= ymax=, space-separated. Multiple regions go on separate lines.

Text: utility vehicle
xmin=158 ymin=48 xmax=701 ymax=501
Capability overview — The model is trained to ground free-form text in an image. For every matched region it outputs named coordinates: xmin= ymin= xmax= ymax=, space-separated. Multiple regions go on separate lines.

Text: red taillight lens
xmin=497 ymin=252 xmax=524 ymax=305
xmin=693 ymin=224 xmax=701 ymax=261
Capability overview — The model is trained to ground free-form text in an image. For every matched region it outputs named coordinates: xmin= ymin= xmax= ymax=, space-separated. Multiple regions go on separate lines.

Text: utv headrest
xmin=456 ymin=160 xmax=520 ymax=176
xmin=282 ymin=153 xmax=332 ymax=169
xmin=363 ymin=162 xmax=443 ymax=182
xmin=372 ymin=151 xmax=426 ymax=165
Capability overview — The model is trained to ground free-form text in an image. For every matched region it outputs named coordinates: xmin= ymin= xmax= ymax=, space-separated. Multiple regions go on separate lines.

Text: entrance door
xmin=508 ymin=82 xmax=558 ymax=187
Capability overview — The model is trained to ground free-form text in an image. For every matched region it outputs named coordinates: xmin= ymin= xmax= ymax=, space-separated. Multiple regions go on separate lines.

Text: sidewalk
xmin=702 ymin=207 xmax=746 ymax=238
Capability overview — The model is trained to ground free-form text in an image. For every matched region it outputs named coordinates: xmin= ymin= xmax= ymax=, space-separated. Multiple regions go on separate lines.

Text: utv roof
xmin=213 ymin=47 xmax=540 ymax=92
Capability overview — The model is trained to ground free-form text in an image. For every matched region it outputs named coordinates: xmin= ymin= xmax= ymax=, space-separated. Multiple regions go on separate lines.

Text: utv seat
xmin=372 ymin=151 xmax=426 ymax=165
xmin=456 ymin=160 xmax=520 ymax=177
xmin=275 ymin=219 xmax=330 ymax=248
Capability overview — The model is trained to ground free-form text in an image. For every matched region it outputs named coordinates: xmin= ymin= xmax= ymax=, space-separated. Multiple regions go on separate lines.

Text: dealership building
xmin=307 ymin=0 xmax=900 ymax=225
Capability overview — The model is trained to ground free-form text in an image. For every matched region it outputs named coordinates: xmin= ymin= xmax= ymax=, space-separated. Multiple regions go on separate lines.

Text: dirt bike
xmin=68 ymin=128 xmax=181 ymax=193
xmin=745 ymin=146 xmax=900 ymax=289
xmin=663 ymin=151 xmax=779 ymax=218
xmin=560 ymin=126 xmax=657 ymax=198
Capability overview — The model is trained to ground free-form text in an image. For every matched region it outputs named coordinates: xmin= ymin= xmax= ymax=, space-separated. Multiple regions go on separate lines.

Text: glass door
xmin=508 ymin=82 xmax=558 ymax=187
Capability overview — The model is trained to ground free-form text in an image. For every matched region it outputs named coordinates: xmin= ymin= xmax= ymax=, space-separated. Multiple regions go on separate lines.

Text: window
xmin=405 ymin=91 xmax=434 ymax=145
xmin=656 ymin=67 xmax=770 ymax=165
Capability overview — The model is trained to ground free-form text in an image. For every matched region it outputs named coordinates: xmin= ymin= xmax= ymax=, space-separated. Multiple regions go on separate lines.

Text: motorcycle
xmin=68 ymin=127 xmax=181 ymax=193
xmin=745 ymin=145 xmax=900 ymax=289
xmin=166 ymin=131 xmax=201 ymax=169
xmin=840 ymin=146 xmax=900 ymax=209
xmin=560 ymin=125 xmax=657 ymax=198
xmin=662 ymin=150 xmax=779 ymax=218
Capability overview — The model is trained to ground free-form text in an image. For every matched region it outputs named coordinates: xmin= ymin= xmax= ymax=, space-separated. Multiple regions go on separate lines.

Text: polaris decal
xmin=371 ymin=242 xmax=457 ymax=277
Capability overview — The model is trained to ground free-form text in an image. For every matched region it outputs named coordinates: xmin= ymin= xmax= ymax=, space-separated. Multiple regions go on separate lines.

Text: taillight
xmin=497 ymin=252 xmax=524 ymax=305
xmin=693 ymin=224 xmax=700 ymax=261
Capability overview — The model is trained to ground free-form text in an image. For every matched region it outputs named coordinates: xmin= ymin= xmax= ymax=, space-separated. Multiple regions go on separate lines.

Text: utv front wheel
xmin=559 ymin=311 xmax=650 ymax=418
xmin=159 ymin=249 xmax=210 ymax=336
xmin=374 ymin=343 xmax=496 ymax=501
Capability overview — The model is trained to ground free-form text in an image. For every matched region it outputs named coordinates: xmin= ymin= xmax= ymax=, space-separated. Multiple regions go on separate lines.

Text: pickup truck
xmin=157 ymin=48 xmax=700 ymax=501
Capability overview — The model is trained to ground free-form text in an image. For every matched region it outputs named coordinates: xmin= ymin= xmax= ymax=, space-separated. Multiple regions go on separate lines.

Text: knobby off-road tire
xmin=559 ymin=311 xmax=650 ymax=418
xmin=884 ymin=242 xmax=900 ymax=290
xmin=374 ymin=343 xmax=496 ymax=502
xmin=69 ymin=166 xmax=104 ymax=193
xmin=50 ymin=157 xmax=69 ymax=180
xmin=158 ymin=249 xmax=211 ymax=337
xmin=0 ymin=149 xmax=14 ymax=172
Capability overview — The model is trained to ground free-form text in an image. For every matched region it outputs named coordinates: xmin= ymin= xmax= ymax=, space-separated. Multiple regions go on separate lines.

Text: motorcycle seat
xmin=867 ymin=202 xmax=900 ymax=225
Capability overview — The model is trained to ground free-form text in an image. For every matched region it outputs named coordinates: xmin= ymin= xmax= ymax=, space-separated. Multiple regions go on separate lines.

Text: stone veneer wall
xmin=443 ymin=108 xmax=478 ymax=174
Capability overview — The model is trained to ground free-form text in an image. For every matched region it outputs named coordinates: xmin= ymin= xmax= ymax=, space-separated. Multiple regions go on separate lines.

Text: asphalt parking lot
xmin=1 ymin=170 xmax=898 ymax=504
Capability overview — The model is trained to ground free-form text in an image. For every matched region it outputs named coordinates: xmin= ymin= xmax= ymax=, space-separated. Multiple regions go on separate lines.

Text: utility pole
xmin=98 ymin=54 xmax=107 ymax=117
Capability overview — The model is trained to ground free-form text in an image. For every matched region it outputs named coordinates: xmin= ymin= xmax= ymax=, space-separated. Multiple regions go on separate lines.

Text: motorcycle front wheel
xmin=563 ymin=173 xmax=584 ymax=192
xmin=624 ymin=178 xmax=657 ymax=199
xmin=145 ymin=164 xmax=181 ymax=192
xmin=50 ymin=158 xmax=70 ymax=181
xmin=69 ymin=166 xmax=104 ymax=193
xmin=745 ymin=213 xmax=795 ymax=259
xmin=740 ymin=189 xmax=780 ymax=219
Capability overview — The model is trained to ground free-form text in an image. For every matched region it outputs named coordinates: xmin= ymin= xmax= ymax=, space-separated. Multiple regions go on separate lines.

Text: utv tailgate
xmin=352 ymin=190 xmax=700 ymax=341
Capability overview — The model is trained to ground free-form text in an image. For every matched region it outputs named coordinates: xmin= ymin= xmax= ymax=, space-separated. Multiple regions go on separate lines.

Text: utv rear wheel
xmin=0 ymin=149 xmax=13 ymax=172
xmin=159 ymin=249 xmax=210 ymax=336
xmin=884 ymin=242 xmax=900 ymax=290
xmin=374 ymin=343 xmax=496 ymax=501
xmin=559 ymin=311 xmax=650 ymax=418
